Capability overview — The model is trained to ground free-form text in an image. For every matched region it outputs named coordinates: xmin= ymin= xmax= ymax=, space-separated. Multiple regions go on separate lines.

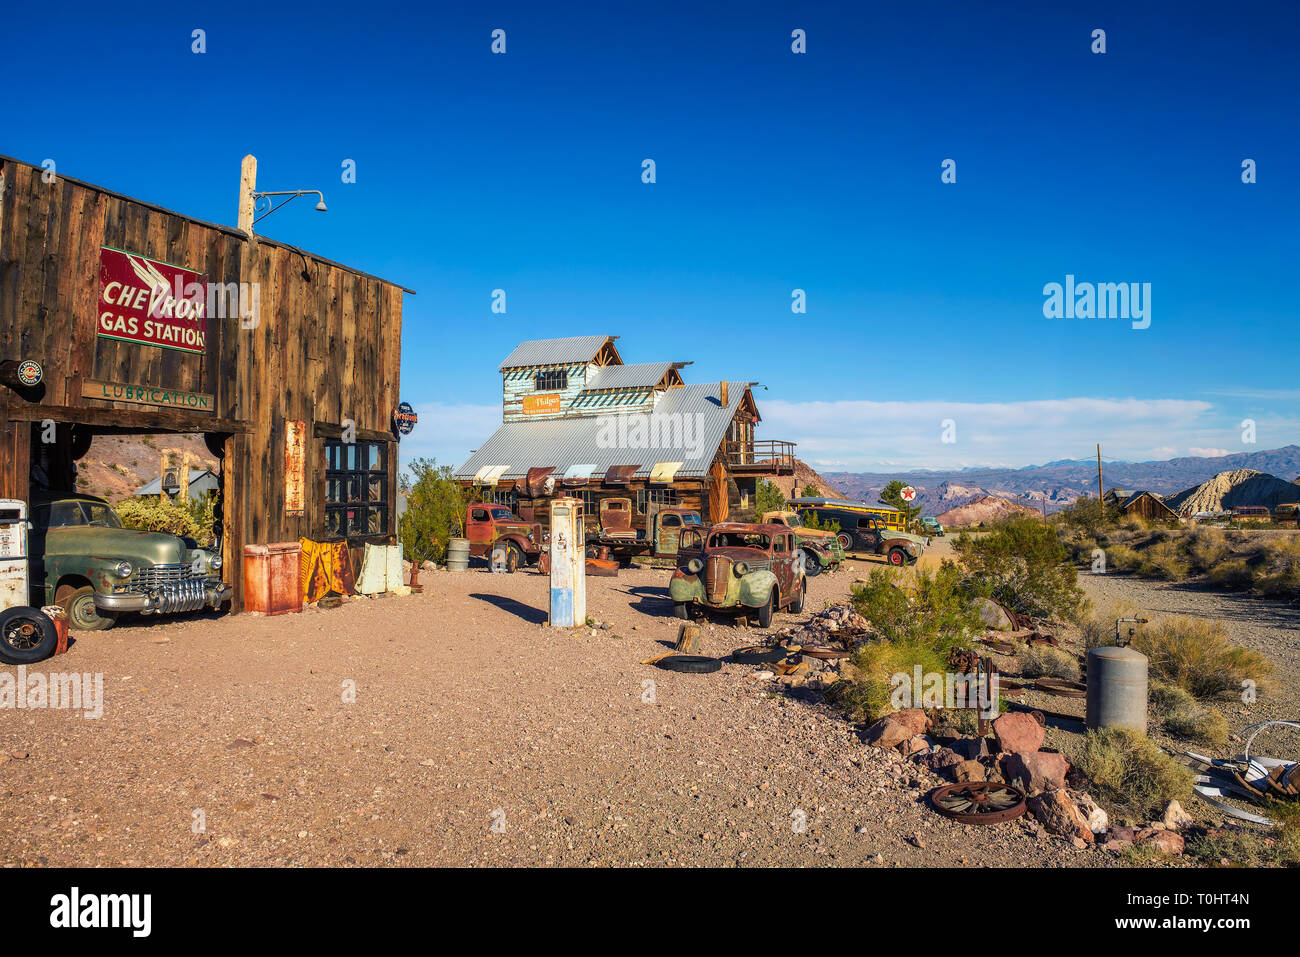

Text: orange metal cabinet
xmin=243 ymin=543 xmax=303 ymax=615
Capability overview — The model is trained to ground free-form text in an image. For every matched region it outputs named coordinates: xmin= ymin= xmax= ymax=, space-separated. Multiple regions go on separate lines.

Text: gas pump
xmin=0 ymin=500 xmax=59 ymax=664
xmin=548 ymin=497 xmax=586 ymax=627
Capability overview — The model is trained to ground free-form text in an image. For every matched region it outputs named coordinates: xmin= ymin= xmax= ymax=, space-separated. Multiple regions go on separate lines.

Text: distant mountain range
xmin=822 ymin=445 xmax=1300 ymax=516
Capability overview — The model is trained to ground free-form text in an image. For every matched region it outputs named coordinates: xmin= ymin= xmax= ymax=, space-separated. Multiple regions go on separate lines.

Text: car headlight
xmin=733 ymin=561 xmax=749 ymax=576
xmin=686 ymin=558 xmax=703 ymax=574
xmin=210 ymin=555 xmax=223 ymax=571
xmin=114 ymin=560 xmax=133 ymax=578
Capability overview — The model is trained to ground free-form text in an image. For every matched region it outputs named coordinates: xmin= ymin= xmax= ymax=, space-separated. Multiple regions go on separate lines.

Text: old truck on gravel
xmin=668 ymin=522 xmax=806 ymax=626
xmin=465 ymin=504 xmax=544 ymax=570
xmin=587 ymin=497 xmax=704 ymax=564
xmin=836 ymin=515 xmax=926 ymax=566
xmin=760 ymin=510 xmax=845 ymax=576
xmin=30 ymin=491 xmax=230 ymax=631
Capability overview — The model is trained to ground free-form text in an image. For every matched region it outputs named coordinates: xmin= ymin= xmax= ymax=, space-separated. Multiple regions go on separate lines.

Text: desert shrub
xmin=115 ymin=495 xmax=214 ymax=544
xmin=1185 ymin=527 xmax=1231 ymax=572
xmin=1149 ymin=680 xmax=1229 ymax=746
xmin=1208 ymin=559 xmax=1253 ymax=589
xmin=1187 ymin=802 xmax=1300 ymax=867
xmin=1130 ymin=617 xmax=1271 ymax=699
xmin=398 ymin=458 xmax=473 ymax=565
xmin=1103 ymin=544 xmax=1142 ymax=573
xmin=1142 ymin=540 xmax=1191 ymax=580
xmin=831 ymin=564 xmax=985 ymax=725
xmin=953 ymin=516 xmax=1086 ymax=622
xmin=1074 ymin=727 xmax=1194 ymax=821
xmin=755 ymin=479 xmax=785 ymax=521
xmin=1018 ymin=645 xmax=1080 ymax=681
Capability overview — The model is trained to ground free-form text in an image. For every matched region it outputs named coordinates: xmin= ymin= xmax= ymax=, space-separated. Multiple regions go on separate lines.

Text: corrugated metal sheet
xmin=456 ymin=381 xmax=750 ymax=481
xmin=499 ymin=335 xmax=615 ymax=370
xmin=582 ymin=362 xmax=674 ymax=391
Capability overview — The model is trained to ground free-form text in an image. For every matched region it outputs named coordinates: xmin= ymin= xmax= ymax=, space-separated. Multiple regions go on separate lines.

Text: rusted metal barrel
xmin=1086 ymin=645 xmax=1148 ymax=734
xmin=446 ymin=538 xmax=470 ymax=572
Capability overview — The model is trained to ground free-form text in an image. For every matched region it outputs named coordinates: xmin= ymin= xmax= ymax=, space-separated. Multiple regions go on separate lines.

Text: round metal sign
xmin=394 ymin=401 xmax=417 ymax=436
xmin=900 ymin=485 xmax=917 ymax=502
xmin=17 ymin=359 xmax=42 ymax=387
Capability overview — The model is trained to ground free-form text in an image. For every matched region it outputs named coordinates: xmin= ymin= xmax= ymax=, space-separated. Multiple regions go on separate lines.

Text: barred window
xmin=488 ymin=488 xmax=517 ymax=510
xmin=637 ymin=488 xmax=678 ymax=513
xmin=534 ymin=368 xmax=567 ymax=391
xmin=324 ymin=439 xmax=388 ymax=539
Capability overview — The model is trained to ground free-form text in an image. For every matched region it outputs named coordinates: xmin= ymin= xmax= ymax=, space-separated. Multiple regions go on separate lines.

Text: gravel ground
xmin=1 ymin=559 xmax=1096 ymax=868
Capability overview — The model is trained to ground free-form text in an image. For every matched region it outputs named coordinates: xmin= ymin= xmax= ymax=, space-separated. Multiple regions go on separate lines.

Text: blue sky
xmin=6 ymin=0 xmax=1298 ymax=472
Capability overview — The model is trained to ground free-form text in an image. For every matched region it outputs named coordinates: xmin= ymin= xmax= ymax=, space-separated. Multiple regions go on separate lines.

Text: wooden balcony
xmin=724 ymin=440 xmax=796 ymax=475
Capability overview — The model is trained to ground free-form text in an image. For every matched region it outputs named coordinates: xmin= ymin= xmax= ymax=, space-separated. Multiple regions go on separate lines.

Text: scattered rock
xmin=864 ymin=711 xmax=927 ymax=750
xmin=1161 ymin=800 xmax=1193 ymax=830
xmin=974 ymin=597 xmax=1013 ymax=631
xmin=992 ymin=712 xmax=1045 ymax=755
xmin=899 ymin=734 xmax=934 ymax=757
xmin=1000 ymin=751 xmax=1069 ymax=794
xmin=950 ymin=759 xmax=987 ymax=783
xmin=949 ymin=737 xmax=991 ymax=760
xmin=1137 ymin=828 xmax=1185 ymax=855
xmin=1070 ymin=790 xmax=1109 ymax=837
xmin=1027 ymin=789 xmax=1094 ymax=843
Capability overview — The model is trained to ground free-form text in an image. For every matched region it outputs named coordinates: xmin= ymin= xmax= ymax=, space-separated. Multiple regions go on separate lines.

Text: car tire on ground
xmin=61 ymin=585 xmax=116 ymax=631
xmin=757 ymin=590 xmax=775 ymax=628
xmin=0 ymin=607 xmax=59 ymax=665
xmin=672 ymin=602 xmax=690 ymax=620
xmin=835 ymin=532 xmax=853 ymax=552
xmin=789 ymin=578 xmax=807 ymax=613
xmin=655 ymin=655 xmax=722 ymax=674
xmin=887 ymin=548 xmax=907 ymax=567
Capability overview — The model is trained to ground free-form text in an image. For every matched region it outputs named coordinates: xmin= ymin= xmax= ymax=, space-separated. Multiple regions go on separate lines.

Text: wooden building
xmin=0 ymin=154 xmax=411 ymax=610
xmin=1116 ymin=490 xmax=1181 ymax=523
xmin=456 ymin=336 xmax=795 ymax=532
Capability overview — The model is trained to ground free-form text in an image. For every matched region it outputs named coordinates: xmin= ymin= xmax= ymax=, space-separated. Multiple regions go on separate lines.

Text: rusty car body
xmin=760 ymin=510 xmax=845 ymax=576
xmin=465 ymin=504 xmax=544 ymax=569
xmin=668 ymin=522 xmax=805 ymax=626
xmin=29 ymin=491 xmax=229 ymax=631
xmin=589 ymin=497 xmax=704 ymax=563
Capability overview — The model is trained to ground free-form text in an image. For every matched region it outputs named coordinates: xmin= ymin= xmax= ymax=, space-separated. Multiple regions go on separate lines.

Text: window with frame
xmin=637 ymin=488 xmax=678 ymax=513
xmin=324 ymin=439 xmax=389 ymax=539
xmin=534 ymin=368 xmax=568 ymax=391
xmin=488 ymin=488 xmax=517 ymax=510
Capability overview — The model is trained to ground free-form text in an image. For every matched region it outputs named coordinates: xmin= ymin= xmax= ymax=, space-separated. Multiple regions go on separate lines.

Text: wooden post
xmin=237 ymin=155 xmax=257 ymax=236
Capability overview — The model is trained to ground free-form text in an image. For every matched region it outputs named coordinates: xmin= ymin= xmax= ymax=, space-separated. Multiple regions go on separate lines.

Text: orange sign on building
xmin=522 ymin=393 xmax=562 ymax=415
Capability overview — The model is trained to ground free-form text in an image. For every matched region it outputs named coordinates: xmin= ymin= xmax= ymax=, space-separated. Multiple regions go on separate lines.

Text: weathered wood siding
xmin=0 ymin=157 xmax=406 ymax=611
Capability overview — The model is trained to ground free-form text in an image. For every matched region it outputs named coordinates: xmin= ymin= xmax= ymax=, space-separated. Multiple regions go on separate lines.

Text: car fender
xmin=669 ymin=571 xmax=704 ymax=604
xmin=738 ymin=569 xmax=778 ymax=608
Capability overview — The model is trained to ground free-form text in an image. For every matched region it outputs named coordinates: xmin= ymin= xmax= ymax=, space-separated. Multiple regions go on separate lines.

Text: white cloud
xmin=759 ymin=397 xmax=1223 ymax=470
xmin=1188 ymin=447 xmax=1232 ymax=457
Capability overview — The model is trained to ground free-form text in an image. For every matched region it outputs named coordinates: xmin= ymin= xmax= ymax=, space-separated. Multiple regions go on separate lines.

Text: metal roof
xmin=498 ymin=336 xmax=617 ymax=371
xmin=133 ymin=469 xmax=219 ymax=496
xmin=455 ymin=381 xmax=751 ymax=481
xmin=581 ymin=362 xmax=675 ymax=392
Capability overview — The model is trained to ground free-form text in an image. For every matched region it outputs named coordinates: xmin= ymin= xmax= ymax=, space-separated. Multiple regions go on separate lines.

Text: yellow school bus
xmin=786 ymin=498 xmax=906 ymax=531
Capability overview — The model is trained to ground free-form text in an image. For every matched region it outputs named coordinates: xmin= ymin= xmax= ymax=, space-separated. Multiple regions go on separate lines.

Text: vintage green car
xmin=29 ymin=492 xmax=230 ymax=631
xmin=760 ymin=510 xmax=845 ymax=576
xmin=668 ymin=522 xmax=806 ymax=627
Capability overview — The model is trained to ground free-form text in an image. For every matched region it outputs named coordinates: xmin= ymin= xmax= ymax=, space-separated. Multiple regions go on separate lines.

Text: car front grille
xmin=705 ymin=555 xmax=730 ymax=603
xmin=127 ymin=563 xmax=218 ymax=614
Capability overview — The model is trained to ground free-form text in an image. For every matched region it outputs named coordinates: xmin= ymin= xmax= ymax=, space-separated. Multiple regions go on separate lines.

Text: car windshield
xmin=681 ymin=513 xmax=702 ymax=525
xmin=490 ymin=507 xmax=513 ymax=520
xmin=783 ymin=514 xmax=804 ymax=528
xmin=82 ymin=502 xmax=123 ymax=528
xmin=708 ymin=531 xmax=771 ymax=549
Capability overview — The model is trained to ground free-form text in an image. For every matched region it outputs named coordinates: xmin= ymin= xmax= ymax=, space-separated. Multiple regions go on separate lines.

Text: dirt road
xmin=0 ymin=561 xmax=1088 ymax=868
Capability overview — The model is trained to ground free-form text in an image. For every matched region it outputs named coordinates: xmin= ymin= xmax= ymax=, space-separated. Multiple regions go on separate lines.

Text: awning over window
xmin=523 ymin=466 xmax=557 ymax=497
xmin=649 ymin=461 xmax=684 ymax=484
xmin=561 ymin=463 xmax=598 ymax=486
xmin=603 ymin=464 xmax=641 ymax=485
xmin=473 ymin=464 xmax=511 ymax=487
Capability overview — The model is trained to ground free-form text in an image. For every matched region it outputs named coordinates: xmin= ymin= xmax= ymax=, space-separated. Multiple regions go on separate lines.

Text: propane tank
xmin=1086 ymin=645 xmax=1149 ymax=734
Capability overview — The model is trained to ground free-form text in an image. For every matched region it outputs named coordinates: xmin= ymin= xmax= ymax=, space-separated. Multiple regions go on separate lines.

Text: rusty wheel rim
xmin=930 ymin=782 xmax=1026 ymax=825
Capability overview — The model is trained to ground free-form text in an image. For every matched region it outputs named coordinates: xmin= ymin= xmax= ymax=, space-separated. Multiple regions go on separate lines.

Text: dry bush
xmin=1105 ymin=544 xmax=1142 ymax=573
xmin=1209 ymin=559 xmax=1254 ymax=590
xmin=1018 ymin=644 xmax=1080 ymax=681
xmin=1131 ymin=617 xmax=1271 ymax=699
xmin=1074 ymin=727 xmax=1194 ymax=822
xmin=1186 ymin=527 xmax=1231 ymax=572
xmin=1142 ymin=539 xmax=1191 ymax=580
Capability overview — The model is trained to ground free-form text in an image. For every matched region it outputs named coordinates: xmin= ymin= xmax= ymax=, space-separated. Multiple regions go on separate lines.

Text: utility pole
xmin=237 ymin=155 xmax=257 ymax=237
xmin=1097 ymin=444 xmax=1105 ymax=516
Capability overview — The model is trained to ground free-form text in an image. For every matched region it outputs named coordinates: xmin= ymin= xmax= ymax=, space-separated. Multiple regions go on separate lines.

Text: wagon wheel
xmin=929 ymin=782 xmax=1026 ymax=825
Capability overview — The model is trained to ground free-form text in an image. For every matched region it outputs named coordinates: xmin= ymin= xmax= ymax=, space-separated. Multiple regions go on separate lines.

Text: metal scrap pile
xmin=773 ymin=603 xmax=876 ymax=652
